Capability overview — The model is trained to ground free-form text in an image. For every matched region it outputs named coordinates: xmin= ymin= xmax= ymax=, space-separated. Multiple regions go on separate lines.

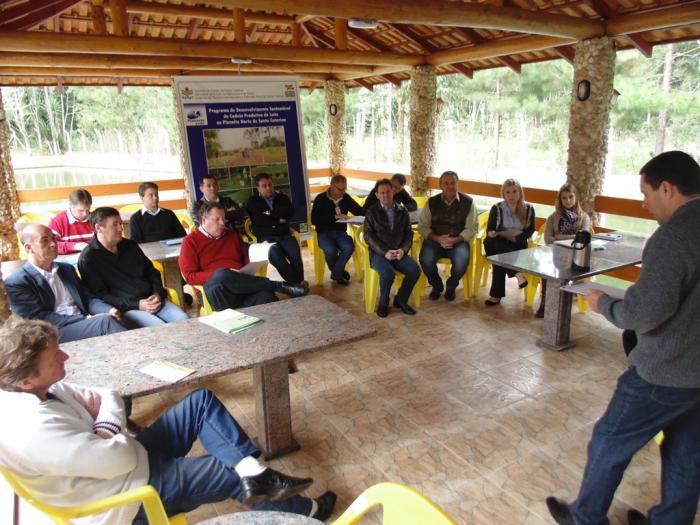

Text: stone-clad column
xmin=0 ymin=90 xmax=21 ymax=320
xmin=324 ymin=80 xmax=346 ymax=176
xmin=409 ymin=65 xmax=437 ymax=197
xmin=565 ymin=37 xmax=616 ymax=223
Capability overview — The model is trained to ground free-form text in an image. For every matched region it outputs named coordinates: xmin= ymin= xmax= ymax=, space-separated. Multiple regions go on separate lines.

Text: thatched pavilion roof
xmin=0 ymin=0 xmax=698 ymax=89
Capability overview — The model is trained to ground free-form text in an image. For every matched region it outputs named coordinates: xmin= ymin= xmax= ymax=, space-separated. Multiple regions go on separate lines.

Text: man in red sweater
xmin=180 ymin=202 xmax=308 ymax=310
xmin=48 ymin=189 xmax=94 ymax=254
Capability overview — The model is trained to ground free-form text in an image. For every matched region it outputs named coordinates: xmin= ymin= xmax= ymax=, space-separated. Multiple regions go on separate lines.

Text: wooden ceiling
xmin=0 ymin=0 xmax=699 ymax=89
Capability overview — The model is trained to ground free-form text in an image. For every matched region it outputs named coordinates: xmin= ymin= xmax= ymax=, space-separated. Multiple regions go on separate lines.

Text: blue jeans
xmin=571 ymin=367 xmax=700 ymax=525
xmin=123 ymin=300 xmax=189 ymax=328
xmin=418 ymin=239 xmax=470 ymax=293
xmin=317 ymin=230 xmax=355 ymax=280
xmin=132 ymin=389 xmax=312 ymax=523
xmin=370 ymin=252 xmax=421 ymax=307
xmin=263 ymin=234 xmax=304 ymax=284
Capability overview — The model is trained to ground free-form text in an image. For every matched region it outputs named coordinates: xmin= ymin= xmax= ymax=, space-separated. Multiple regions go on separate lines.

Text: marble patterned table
xmin=196 ymin=511 xmax=323 ymax=525
xmin=487 ymin=233 xmax=645 ymax=351
xmin=62 ymin=295 xmax=376 ymax=458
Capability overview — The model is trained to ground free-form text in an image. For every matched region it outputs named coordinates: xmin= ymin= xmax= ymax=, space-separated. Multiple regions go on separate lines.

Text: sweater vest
xmin=428 ymin=193 xmax=473 ymax=236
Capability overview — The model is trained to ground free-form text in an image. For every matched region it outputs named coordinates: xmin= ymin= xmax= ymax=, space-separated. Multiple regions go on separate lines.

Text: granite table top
xmin=62 ymin=295 xmax=376 ymax=398
xmin=195 ymin=511 xmax=323 ymax=525
xmin=137 ymin=239 xmax=183 ymax=262
xmin=487 ymin=233 xmax=645 ymax=281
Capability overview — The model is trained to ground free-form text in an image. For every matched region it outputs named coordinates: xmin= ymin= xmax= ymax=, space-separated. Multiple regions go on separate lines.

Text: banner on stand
xmin=173 ymin=76 xmax=310 ymax=228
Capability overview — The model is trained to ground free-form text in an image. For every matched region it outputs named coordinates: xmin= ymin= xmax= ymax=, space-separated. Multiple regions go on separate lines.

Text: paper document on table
xmin=160 ymin=237 xmax=184 ymax=246
xmin=562 ymin=282 xmax=627 ymax=300
xmin=593 ymin=232 xmax=623 ymax=241
xmin=336 ymin=215 xmax=365 ymax=224
xmin=554 ymin=239 xmax=607 ymax=249
xmin=198 ymin=308 xmax=263 ymax=334
xmin=139 ymin=359 xmax=195 ymax=383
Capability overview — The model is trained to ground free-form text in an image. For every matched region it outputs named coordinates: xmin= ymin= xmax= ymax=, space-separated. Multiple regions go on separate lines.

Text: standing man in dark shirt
xmin=546 ymin=151 xmax=700 ymax=525
xmin=363 ymin=173 xmax=418 ymax=212
xmin=310 ymin=174 xmax=364 ymax=285
xmin=79 ymin=207 xmax=189 ymax=328
xmin=363 ymin=179 xmax=420 ymax=318
xmin=246 ymin=173 xmax=304 ymax=285
xmin=128 ymin=182 xmax=187 ymax=243
xmin=190 ymin=174 xmax=245 ymax=232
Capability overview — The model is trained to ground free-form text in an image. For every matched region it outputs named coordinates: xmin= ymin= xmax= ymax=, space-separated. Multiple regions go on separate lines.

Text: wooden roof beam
xmin=335 ymin=18 xmax=348 ymax=50
xmin=124 ymin=1 xmax=294 ymax=25
xmin=108 ymin=0 xmax=129 ymax=37
xmin=354 ymin=78 xmax=374 ymax=91
xmin=582 ymin=0 xmax=616 ymax=19
xmin=92 ymin=1 xmax=108 ymax=36
xmin=0 ymin=66 xmax=331 ymax=82
xmin=232 ymin=7 xmax=245 ymax=43
xmin=627 ymin=33 xmax=653 ymax=58
xmin=451 ymin=63 xmax=474 ymax=79
xmin=427 ymin=34 xmax=574 ymax=66
xmin=0 ymin=0 xmax=83 ymax=31
xmin=0 ymin=52 xmax=376 ymax=74
xmin=185 ymin=18 xmax=199 ymax=39
xmin=553 ymin=45 xmax=575 ymax=65
xmin=0 ymin=31 xmax=423 ymax=67
xmin=607 ymin=4 xmax=700 ymax=35
xmin=389 ymin=23 xmax=438 ymax=53
xmin=217 ymin=0 xmax=605 ymax=40
xmin=455 ymin=28 xmax=521 ymax=74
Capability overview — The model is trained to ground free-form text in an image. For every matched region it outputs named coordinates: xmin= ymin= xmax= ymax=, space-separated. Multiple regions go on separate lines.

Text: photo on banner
xmin=173 ymin=76 xmax=310 ymax=229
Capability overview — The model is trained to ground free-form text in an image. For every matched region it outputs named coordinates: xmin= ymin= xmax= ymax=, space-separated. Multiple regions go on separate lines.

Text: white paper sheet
xmin=139 ymin=360 xmax=195 ymax=383
xmin=561 ymin=282 xmax=627 ymax=300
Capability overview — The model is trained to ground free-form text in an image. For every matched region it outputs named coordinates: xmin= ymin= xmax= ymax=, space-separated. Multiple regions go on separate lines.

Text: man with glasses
xmin=310 ymin=174 xmax=364 ymax=285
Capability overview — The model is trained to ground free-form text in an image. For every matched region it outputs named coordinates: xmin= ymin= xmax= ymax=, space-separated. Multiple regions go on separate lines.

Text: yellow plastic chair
xmin=354 ymin=226 xmax=416 ymax=314
xmin=166 ymin=287 xmax=181 ymax=308
xmin=332 ymin=482 xmax=457 ymax=525
xmin=412 ymin=234 xmax=473 ymax=303
xmin=192 ymin=284 xmax=215 ymax=316
xmin=471 ymin=211 xmax=491 ymax=296
xmin=0 ymin=465 xmax=186 ymax=525
xmin=174 ymin=211 xmax=192 ymax=233
xmin=308 ymin=222 xmax=363 ymax=286
xmin=351 ymin=195 xmax=366 ymax=206
xmin=413 ymin=195 xmax=428 ymax=209
xmin=119 ymin=203 xmax=143 ymax=214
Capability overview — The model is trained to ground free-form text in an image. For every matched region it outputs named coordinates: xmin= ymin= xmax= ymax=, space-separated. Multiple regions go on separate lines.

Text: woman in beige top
xmin=536 ymin=183 xmax=591 ymax=317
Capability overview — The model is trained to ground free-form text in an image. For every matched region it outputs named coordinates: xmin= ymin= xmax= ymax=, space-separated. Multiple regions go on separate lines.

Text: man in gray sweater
xmin=547 ymin=150 xmax=700 ymax=525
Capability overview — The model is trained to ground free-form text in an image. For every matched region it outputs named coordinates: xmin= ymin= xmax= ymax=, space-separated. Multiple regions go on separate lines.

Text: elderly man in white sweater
xmin=0 ymin=317 xmax=336 ymax=524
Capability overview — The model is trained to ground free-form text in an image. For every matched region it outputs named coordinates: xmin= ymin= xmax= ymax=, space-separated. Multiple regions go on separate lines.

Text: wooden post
xmin=108 ymin=0 xmax=129 ymax=37
xmin=324 ymin=80 xmax=346 ymax=176
xmin=91 ymin=0 xmax=107 ymax=36
xmin=291 ymin=22 xmax=301 ymax=47
xmin=409 ymin=65 xmax=437 ymax=197
xmin=334 ymin=18 xmax=347 ymax=50
xmin=565 ymin=37 xmax=616 ymax=223
xmin=233 ymin=8 xmax=245 ymax=44
xmin=0 ymin=90 xmax=21 ymax=320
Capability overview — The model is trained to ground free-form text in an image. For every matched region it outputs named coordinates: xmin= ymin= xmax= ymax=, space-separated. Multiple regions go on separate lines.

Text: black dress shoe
xmin=545 ymin=497 xmax=575 ymax=525
xmin=287 ymin=361 xmax=297 ymax=374
xmin=342 ymin=270 xmax=351 ymax=281
xmin=331 ymin=274 xmax=350 ymax=286
xmin=484 ymin=298 xmax=501 ymax=307
xmin=628 ymin=509 xmax=650 ymax=525
xmin=429 ymin=289 xmax=442 ymax=300
xmin=312 ymin=490 xmax=337 ymax=521
xmin=239 ymin=468 xmax=313 ymax=505
xmin=393 ymin=299 xmax=416 ymax=315
xmin=183 ymin=292 xmax=194 ymax=306
xmin=377 ymin=305 xmax=389 ymax=318
xmin=444 ymin=288 xmax=456 ymax=301
xmin=279 ymin=283 xmax=309 ymax=298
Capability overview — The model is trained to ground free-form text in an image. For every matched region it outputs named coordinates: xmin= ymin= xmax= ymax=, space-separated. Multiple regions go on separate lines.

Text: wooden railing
xmin=16 ymin=166 xmax=645 ymax=281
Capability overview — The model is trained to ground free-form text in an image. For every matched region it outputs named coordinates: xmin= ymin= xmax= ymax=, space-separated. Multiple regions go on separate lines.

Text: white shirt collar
xmin=67 ymin=209 xmax=89 ymax=224
xmin=30 ymin=261 xmax=58 ymax=279
xmin=198 ymin=225 xmax=225 ymax=240
xmin=141 ymin=206 xmax=161 ymax=216
xmin=441 ymin=192 xmax=460 ymax=205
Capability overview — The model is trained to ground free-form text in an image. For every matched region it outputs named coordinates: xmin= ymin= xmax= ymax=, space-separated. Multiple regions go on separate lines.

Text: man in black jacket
xmin=363 ymin=179 xmax=421 ymax=318
xmin=190 ymin=174 xmax=246 ymax=232
xmin=363 ymin=173 xmax=418 ymax=212
xmin=310 ymin=174 xmax=364 ymax=285
xmin=246 ymin=173 xmax=304 ymax=284
xmin=6 ymin=223 xmax=126 ymax=342
xmin=78 ymin=207 xmax=189 ymax=328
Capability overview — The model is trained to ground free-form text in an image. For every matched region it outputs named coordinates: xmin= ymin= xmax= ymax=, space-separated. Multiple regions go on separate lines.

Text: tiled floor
xmin=7 ymin=251 xmax=695 ymax=524
xmin=126 ymin=252 xmax=700 ymax=525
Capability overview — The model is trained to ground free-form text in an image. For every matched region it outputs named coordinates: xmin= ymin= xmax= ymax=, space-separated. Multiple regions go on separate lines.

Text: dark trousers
xmin=262 ymin=234 xmax=304 ymax=284
xmin=418 ymin=238 xmax=470 ymax=293
xmin=571 ymin=367 xmax=700 ymax=525
xmin=370 ymin=253 xmax=421 ymax=307
xmin=484 ymin=236 xmax=527 ymax=298
xmin=204 ymin=268 xmax=278 ymax=311
xmin=59 ymin=315 xmax=126 ymax=343
xmin=317 ymin=230 xmax=355 ymax=280
xmin=132 ymin=388 xmax=311 ymax=523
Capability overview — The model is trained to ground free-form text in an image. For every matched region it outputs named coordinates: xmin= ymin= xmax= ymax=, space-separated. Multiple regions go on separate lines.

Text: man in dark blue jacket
xmin=6 ymin=223 xmax=126 ymax=342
